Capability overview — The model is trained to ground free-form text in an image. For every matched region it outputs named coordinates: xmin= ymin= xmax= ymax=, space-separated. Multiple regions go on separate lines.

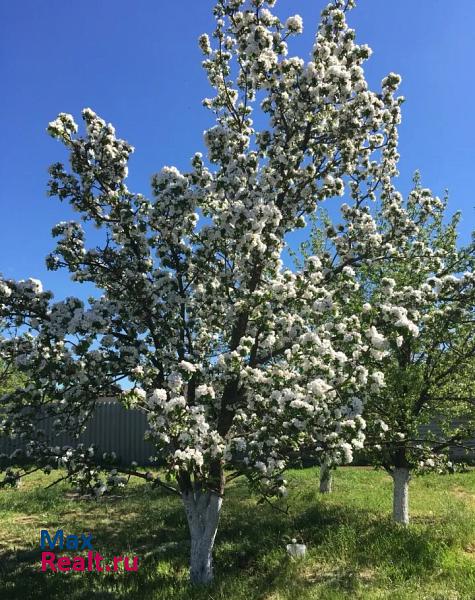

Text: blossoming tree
xmin=306 ymin=179 xmax=475 ymax=522
xmin=356 ymin=187 xmax=474 ymax=524
xmin=0 ymin=0 xmax=430 ymax=583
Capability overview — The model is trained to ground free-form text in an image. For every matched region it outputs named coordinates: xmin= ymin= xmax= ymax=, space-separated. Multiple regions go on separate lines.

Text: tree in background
xmin=0 ymin=317 xmax=27 ymax=411
xmin=361 ymin=185 xmax=474 ymax=524
xmin=306 ymin=177 xmax=475 ymax=522
xmin=0 ymin=0 xmax=457 ymax=583
xmin=0 ymin=351 xmax=25 ymax=397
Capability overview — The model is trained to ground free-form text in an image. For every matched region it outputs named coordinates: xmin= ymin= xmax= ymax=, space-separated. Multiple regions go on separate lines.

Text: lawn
xmin=0 ymin=467 xmax=473 ymax=599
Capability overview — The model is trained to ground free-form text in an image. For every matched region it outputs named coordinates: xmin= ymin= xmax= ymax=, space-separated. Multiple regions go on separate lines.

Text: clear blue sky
xmin=1 ymin=0 xmax=474 ymax=301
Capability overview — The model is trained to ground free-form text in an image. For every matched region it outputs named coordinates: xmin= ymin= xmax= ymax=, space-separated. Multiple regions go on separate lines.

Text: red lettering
xmin=57 ymin=556 xmax=71 ymax=572
xmin=41 ymin=551 xmax=57 ymax=572
xmin=72 ymin=556 xmax=86 ymax=572
xmin=94 ymin=552 xmax=104 ymax=572
xmin=124 ymin=556 xmax=139 ymax=572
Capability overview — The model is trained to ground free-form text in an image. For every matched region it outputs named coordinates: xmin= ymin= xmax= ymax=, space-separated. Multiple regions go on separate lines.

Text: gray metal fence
xmin=419 ymin=418 xmax=475 ymax=461
xmin=1 ymin=401 xmax=473 ymax=466
xmin=0 ymin=400 xmax=155 ymax=465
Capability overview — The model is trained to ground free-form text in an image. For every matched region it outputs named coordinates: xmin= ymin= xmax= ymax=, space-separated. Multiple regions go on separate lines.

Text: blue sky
xmin=1 ymin=0 xmax=474 ymax=301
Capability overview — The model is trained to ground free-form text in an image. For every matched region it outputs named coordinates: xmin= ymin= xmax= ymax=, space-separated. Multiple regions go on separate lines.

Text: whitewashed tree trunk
xmin=392 ymin=467 xmax=410 ymax=525
xmin=319 ymin=463 xmax=333 ymax=493
xmin=182 ymin=490 xmax=222 ymax=584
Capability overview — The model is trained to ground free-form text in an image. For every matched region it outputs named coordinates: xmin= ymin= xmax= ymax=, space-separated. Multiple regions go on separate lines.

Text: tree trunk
xmin=319 ymin=463 xmax=333 ymax=493
xmin=392 ymin=467 xmax=410 ymax=525
xmin=182 ymin=490 xmax=222 ymax=585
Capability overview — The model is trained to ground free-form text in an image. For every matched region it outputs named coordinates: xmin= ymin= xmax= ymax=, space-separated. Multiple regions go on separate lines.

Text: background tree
xmin=366 ymin=199 xmax=474 ymax=524
xmin=0 ymin=357 xmax=25 ymax=397
xmin=0 ymin=318 xmax=24 ymax=394
xmin=306 ymin=177 xmax=475 ymax=523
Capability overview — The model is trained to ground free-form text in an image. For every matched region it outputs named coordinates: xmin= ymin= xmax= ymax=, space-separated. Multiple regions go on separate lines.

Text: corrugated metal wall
xmin=1 ymin=401 xmax=473 ymax=466
xmin=418 ymin=418 xmax=475 ymax=461
xmin=0 ymin=400 xmax=156 ymax=465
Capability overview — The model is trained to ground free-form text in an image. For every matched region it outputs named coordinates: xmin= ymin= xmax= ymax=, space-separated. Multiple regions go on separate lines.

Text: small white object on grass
xmin=286 ymin=539 xmax=307 ymax=558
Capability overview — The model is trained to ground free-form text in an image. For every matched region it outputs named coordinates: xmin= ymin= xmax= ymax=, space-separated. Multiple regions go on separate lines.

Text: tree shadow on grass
xmin=0 ymin=482 xmax=456 ymax=600
xmin=0 ymin=484 xmax=189 ymax=600
xmin=294 ymin=501 xmax=442 ymax=576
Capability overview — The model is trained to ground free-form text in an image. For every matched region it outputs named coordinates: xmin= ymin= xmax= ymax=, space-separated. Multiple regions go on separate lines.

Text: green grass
xmin=0 ymin=467 xmax=474 ymax=599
